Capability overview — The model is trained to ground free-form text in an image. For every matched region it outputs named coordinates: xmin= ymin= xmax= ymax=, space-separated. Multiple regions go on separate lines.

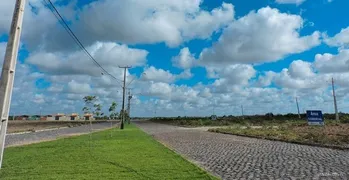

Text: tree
xmin=109 ymin=102 xmax=118 ymax=120
xmin=82 ymin=96 xmax=104 ymax=120
xmin=83 ymin=96 xmax=97 ymax=116
xmin=94 ymin=103 xmax=103 ymax=118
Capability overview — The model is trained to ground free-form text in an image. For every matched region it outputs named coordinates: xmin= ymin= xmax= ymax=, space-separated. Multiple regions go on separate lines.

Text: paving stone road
xmin=5 ymin=122 xmax=118 ymax=147
xmin=135 ymin=121 xmax=349 ymax=180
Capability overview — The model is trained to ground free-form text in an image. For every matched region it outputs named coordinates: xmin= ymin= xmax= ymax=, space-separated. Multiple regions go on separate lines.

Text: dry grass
xmin=210 ymin=123 xmax=349 ymax=148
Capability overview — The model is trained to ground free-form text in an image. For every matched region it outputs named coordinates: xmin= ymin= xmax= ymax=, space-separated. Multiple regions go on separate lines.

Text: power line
xmin=43 ymin=0 xmax=121 ymax=83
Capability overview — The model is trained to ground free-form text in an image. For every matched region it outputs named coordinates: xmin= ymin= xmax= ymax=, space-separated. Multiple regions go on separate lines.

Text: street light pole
xmin=0 ymin=0 xmax=26 ymax=169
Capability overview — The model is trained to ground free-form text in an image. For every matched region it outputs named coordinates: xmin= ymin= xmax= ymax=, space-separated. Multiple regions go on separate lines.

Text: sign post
xmin=306 ymin=110 xmax=324 ymax=126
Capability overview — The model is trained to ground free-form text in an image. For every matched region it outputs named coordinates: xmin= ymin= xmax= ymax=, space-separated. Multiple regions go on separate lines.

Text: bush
xmin=340 ymin=115 xmax=349 ymax=124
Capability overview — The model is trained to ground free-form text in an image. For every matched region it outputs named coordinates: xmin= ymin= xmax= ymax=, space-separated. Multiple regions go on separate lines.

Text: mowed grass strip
xmin=0 ymin=124 xmax=217 ymax=180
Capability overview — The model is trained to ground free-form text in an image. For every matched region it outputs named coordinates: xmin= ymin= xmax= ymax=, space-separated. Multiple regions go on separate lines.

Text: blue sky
xmin=1 ymin=0 xmax=349 ymax=117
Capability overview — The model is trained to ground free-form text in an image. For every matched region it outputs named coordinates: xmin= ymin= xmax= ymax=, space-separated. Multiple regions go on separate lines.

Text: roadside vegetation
xmin=0 ymin=124 xmax=217 ymax=180
xmin=7 ymin=120 xmax=108 ymax=133
xmin=209 ymin=123 xmax=349 ymax=148
xmin=151 ymin=113 xmax=349 ymax=148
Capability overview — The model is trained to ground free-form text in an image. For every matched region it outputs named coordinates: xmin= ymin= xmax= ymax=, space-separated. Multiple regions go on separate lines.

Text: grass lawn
xmin=0 ymin=124 xmax=217 ymax=180
xmin=209 ymin=123 xmax=349 ymax=148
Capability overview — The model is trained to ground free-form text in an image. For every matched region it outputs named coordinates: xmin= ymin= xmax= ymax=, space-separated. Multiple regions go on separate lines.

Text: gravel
xmin=135 ymin=121 xmax=349 ymax=180
xmin=5 ymin=122 xmax=118 ymax=147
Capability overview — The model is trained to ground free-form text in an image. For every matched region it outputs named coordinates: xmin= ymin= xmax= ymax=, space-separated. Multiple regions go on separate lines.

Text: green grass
xmin=0 ymin=124 xmax=217 ymax=180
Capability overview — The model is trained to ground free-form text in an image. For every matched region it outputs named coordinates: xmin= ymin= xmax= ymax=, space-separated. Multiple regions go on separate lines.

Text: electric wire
xmin=43 ymin=0 xmax=124 ymax=88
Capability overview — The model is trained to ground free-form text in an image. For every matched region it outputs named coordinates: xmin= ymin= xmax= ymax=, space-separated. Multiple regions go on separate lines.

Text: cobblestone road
xmin=135 ymin=121 xmax=349 ymax=180
xmin=5 ymin=122 xmax=118 ymax=147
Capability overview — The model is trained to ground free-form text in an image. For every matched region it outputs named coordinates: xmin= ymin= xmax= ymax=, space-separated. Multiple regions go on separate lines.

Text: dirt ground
xmin=7 ymin=120 xmax=91 ymax=133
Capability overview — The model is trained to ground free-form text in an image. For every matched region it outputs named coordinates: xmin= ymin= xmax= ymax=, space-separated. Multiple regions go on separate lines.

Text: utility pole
xmin=127 ymin=90 xmax=132 ymax=124
xmin=332 ymin=77 xmax=339 ymax=121
xmin=0 ymin=0 xmax=26 ymax=169
xmin=119 ymin=66 xmax=131 ymax=129
xmin=296 ymin=97 xmax=301 ymax=119
xmin=241 ymin=105 xmax=244 ymax=119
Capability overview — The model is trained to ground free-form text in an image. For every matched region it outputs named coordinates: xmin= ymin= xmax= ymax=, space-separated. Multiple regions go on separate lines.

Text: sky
xmin=0 ymin=0 xmax=349 ymax=117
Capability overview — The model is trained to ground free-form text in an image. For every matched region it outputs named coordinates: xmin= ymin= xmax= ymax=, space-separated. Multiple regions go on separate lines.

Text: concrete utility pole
xmin=127 ymin=90 xmax=132 ymax=124
xmin=332 ymin=77 xmax=339 ymax=121
xmin=0 ymin=0 xmax=26 ymax=169
xmin=119 ymin=66 xmax=131 ymax=129
xmin=154 ymin=101 xmax=158 ymax=117
xmin=296 ymin=97 xmax=301 ymax=119
xmin=241 ymin=105 xmax=244 ymax=119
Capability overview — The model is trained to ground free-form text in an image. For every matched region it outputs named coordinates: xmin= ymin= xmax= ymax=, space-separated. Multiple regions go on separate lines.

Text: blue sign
xmin=306 ymin=110 xmax=324 ymax=126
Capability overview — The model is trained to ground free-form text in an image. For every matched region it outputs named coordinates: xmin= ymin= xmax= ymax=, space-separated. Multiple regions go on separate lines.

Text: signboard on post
xmin=306 ymin=110 xmax=324 ymax=126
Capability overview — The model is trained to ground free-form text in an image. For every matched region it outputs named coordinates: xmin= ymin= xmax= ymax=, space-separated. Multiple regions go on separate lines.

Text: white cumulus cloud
xmin=199 ymin=7 xmax=321 ymax=66
xmin=172 ymin=48 xmax=196 ymax=69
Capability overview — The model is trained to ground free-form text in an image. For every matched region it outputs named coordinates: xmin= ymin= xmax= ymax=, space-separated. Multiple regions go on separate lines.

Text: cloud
xmin=1 ymin=0 xmax=78 ymax=51
xmin=209 ymin=64 xmax=256 ymax=84
xmin=274 ymin=68 xmax=325 ymax=89
xmin=76 ymin=1 xmax=235 ymax=47
xmin=206 ymin=64 xmax=256 ymax=93
xmin=314 ymin=49 xmax=349 ymax=73
xmin=5 ymin=0 xmax=234 ymax=51
xmin=47 ymin=84 xmax=64 ymax=93
xmin=256 ymin=71 xmax=276 ymax=87
xmin=141 ymin=66 xmax=194 ymax=83
xmin=67 ymin=80 xmax=92 ymax=94
xmin=172 ymin=48 xmax=196 ymax=69
xmin=199 ymin=88 xmax=212 ymax=98
xmin=147 ymin=82 xmax=172 ymax=98
xmin=324 ymin=27 xmax=349 ymax=47
xmin=275 ymin=0 xmax=306 ymax=5
xmin=33 ymin=94 xmax=45 ymax=104
xmin=178 ymin=69 xmax=193 ymax=79
xmin=288 ymin=60 xmax=315 ymax=78
xmin=141 ymin=66 xmax=176 ymax=83
xmin=0 ymin=0 xmax=15 ymax=34
xmin=199 ymin=7 xmax=321 ymax=66
xmin=27 ymin=42 xmax=148 ymax=76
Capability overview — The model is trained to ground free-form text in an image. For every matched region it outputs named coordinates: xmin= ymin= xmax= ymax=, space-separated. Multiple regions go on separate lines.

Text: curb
xmin=6 ymin=125 xmax=120 ymax=148
xmin=209 ymin=130 xmax=349 ymax=151
xmin=8 ymin=127 xmax=73 ymax=136
xmin=8 ymin=122 xmax=111 ymax=136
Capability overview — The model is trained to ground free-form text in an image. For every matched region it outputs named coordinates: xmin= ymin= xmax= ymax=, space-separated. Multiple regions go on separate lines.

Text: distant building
xmin=15 ymin=115 xmax=29 ymax=120
xmin=83 ymin=114 xmax=94 ymax=121
xmin=40 ymin=115 xmax=48 ymax=121
xmin=70 ymin=113 xmax=80 ymax=120
xmin=47 ymin=115 xmax=54 ymax=121
xmin=54 ymin=113 xmax=66 ymax=121
xmin=28 ymin=115 xmax=40 ymax=120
